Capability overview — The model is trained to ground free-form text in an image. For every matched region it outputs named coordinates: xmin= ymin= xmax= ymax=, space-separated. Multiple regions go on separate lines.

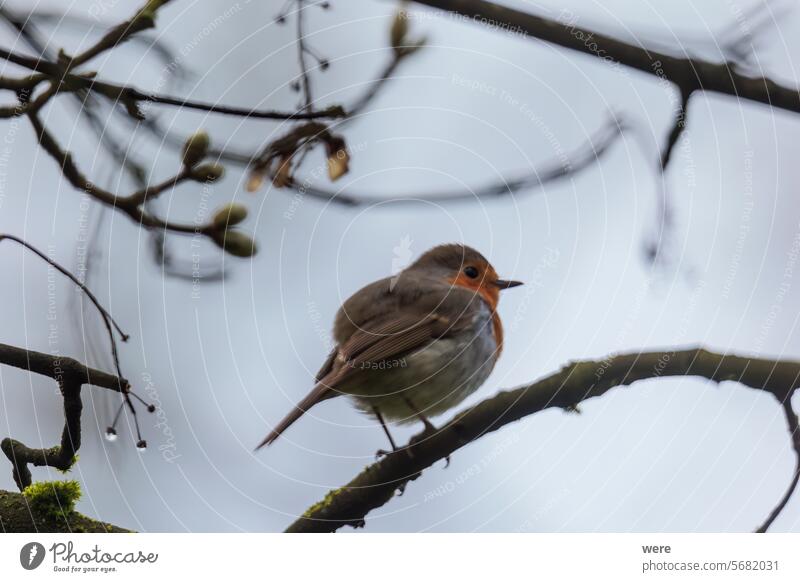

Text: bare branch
xmin=288 ymin=348 xmax=800 ymax=533
xmin=293 ymin=114 xmax=626 ymax=205
xmin=0 ymin=233 xmax=129 ymax=380
xmin=26 ymin=113 xmax=219 ymax=238
xmin=0 ymin=49 xmax=347 ymax=121
xmin=408 ymin=0 xmax=800 ymax=113
xmin=2 ymin=378 xmax=83 ymax=490
xmin=63 ymin=0 xmax=177 ymax=70
xmin=756 ymin=398 xmax=800 ymax=532
xmin=0 ymin=342 xmax=128 ymax=490
xmin=660 ymin=89 xmax=692 ymax=172
xmin=0 ymin=343 xmax=126 ymax=392
xmin=0 ymin=235 xmax=153 ymax=491
xmin=295 ymin=0 xmax=314 ymax=111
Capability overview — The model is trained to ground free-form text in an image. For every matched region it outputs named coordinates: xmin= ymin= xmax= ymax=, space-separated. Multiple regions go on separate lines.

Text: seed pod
xmin=181 ymin=130 xmax=210 ymax=168
xmin=213 ymin=230 xmax=258 ymax=258
xmin=390 ymin=7 xmax=409 ymax=53
xmin=192 ymin=163 xmax=225 ymax=182
xmin=212 ymin=203 xmax=248 ymax=230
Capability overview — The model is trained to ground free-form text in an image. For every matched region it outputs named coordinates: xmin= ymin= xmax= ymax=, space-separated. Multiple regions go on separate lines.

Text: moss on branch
xmin=0 ymin=485 xmax=131 ymax=533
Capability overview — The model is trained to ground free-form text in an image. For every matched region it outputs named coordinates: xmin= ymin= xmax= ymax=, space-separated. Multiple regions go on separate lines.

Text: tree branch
xmin=288 ymin=347 xmax=800 ymax=533
xmin=408 ymin=0 xmax=800 ymax=113
xmin=0 ymin=234 xmax=140 ymax=491
xmin=0 ymin=343 xmax=129 ymax=490
xmin=756 ymin=397 xmax=800 ymax=532
xmin=25 ymin=113 xmax=220 ymax=238
xmin=296 ymin=113 xmax=626 ymax=204
xmin=0 ymin=46 xmax=347 ymax=121
xmin=0 ymin=233 xmax=129 ymax=383
xmin=0 ymin=489 xmax=130 ymax=533
xmin=2 ymin=378 xmax=83 ymax=490
xmin=0 ymin=343 xmax=125 ymax=392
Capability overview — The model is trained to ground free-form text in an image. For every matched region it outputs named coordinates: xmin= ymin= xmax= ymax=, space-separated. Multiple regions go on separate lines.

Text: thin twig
xmin=26 ymin=112 xmax=214 ymax=236
xmin=756 ymin=397 xmax=800 ymax=532
xmin=294 ymin=114 xmax=626 ymax=204
xmin=296 ymin=0 xmax=314 ymax=111
xmin=0 ymin=234 xmax=128 ymax=380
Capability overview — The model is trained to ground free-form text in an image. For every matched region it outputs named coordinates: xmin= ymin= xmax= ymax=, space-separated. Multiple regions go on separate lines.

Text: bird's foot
xmin=375 ymin=448 xmax=395 ymax=460
xmin=423 ymin=420 xmax=438 ymax=435
xmin=411 ymin=422 xmax=450 ymax=468
xmin=415 ymin=418 xmax=439 ymax=440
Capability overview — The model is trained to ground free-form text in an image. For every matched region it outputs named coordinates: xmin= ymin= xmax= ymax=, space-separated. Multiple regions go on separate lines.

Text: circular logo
xmin=19 ymin=542 xmax=46 ymax=570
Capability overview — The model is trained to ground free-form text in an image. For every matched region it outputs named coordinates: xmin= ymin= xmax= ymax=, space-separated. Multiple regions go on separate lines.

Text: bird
xmin=256 ymin=243 xmax=522 ymax=452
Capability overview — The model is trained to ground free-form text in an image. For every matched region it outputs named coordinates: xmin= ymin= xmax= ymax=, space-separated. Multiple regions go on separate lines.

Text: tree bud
xmin=212 ymin=203 xmax=248 ymax=230
xmin=191 ymin=163 xmax=225 ymax=182
xmin=213 ymin=230 xmax=258 ymax=258
xmin=181 ymin=130 xmax=210 ymax=167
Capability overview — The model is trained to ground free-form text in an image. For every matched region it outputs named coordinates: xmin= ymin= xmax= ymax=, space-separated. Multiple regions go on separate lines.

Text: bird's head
xmin=409 ymin=243 xmax=522 ymax=309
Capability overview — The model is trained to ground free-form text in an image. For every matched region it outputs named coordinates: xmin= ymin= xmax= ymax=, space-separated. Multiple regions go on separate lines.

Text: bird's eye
xmin=463 ymin=266 xmax=479 ymax=279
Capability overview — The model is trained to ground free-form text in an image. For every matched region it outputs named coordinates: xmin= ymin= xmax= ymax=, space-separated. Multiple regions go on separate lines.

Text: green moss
xmin=22 ymin=480 xmax=82 ymax=521
xmin=0 ymin=489 xmax=131 ymax=533
xmin=56 ymin=454 xmax=79 ymax=474
xmin=302 ymin=487 xmax=342 ymax=518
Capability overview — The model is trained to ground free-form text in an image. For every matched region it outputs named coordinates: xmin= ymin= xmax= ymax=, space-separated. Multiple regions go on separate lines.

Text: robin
xmin=257 ymin=243 xmax=522 ymax=452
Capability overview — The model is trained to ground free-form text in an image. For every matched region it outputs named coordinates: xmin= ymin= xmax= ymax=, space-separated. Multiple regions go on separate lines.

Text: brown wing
xmin=255 ymin=312 xmax=450 ymax=449
xmin=315 ymin=349 xmax=337 ymax=383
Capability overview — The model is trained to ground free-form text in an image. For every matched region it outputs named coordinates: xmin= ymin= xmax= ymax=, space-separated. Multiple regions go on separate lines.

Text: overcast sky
xmin=1 ymin=0 xmax=799 ymax=532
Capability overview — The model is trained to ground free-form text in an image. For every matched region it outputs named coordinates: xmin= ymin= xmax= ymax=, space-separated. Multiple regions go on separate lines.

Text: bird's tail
xmin=255 ymin=383 xmax=333 ymax=450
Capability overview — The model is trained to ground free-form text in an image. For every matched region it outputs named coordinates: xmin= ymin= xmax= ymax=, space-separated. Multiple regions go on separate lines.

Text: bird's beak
xmin=494 ymin=278 xmax=523 ymax=290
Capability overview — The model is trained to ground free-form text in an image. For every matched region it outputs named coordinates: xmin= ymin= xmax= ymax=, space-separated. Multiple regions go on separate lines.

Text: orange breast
xmin=450 ymin=273 xmax=504 ymax=355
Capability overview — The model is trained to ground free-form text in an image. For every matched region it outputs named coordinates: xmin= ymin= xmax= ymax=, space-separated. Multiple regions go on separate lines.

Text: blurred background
xmin=1 ymin=0 xmax=799 ymax=532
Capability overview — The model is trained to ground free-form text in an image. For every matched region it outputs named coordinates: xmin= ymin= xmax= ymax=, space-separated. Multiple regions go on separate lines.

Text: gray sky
xmin=1 ymin=0 xmax=799 ymax=532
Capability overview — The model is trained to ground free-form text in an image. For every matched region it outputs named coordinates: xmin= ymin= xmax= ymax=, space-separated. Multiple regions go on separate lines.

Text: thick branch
xmin=2 ymin=379 xmax=82 ymax=490
xmin=0 ymin=343 xmax=125 ymax=392
xmin=409 ymin=0 xmax=800 ymax=113
xmin=0 ymin=489 xmax=130 ymax=533
xmin=288 ymin=348 xmax=800 ymax=533
xmin=0 ymin=341 xmax=129 ymax=490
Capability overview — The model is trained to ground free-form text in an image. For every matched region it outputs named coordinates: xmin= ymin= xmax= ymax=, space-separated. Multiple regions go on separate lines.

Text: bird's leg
xmin=372 ymin=406 xmax=412 ymax=494
xmin=373 ymin=406 xmax=399 ymax=459
xmin=404 ymin=397 xmax=450 ymax=467
xmin=404 ymin=397 xmax=437 ymax=434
